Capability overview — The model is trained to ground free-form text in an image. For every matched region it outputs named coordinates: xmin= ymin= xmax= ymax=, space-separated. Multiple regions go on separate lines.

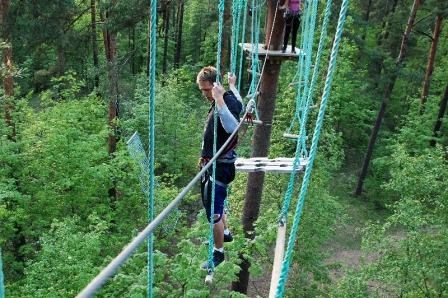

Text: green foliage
xmin=39 ymin=71 xmax=86 ymax=104
xmin=334 ymin=146 xmax=448 ymax=297
xmin=10 ymin=216 xmax=107 ymax=297
xmin=123 ymin=68 xmax=206 ymax=183
xmin=2 ymin=0 xmax=448 ymax=296
xmin=17 ymin=95 xmax=111 ymax=237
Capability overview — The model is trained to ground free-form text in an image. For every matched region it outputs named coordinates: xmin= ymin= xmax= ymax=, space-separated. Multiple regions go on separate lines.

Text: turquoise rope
xmin=148 ymin=0 xmax=157 ymax=296
xmin=0 ymin=248 xmax=4 ymax=298
xmin=298 ymin=0 xmax=315 ymax=114
xmin=298 ymin=0 xmax=319 ymax=119
xmin=208 ymin=0 xmax=225 ymax=274
xmin=250 ymin=0 xmax=263 ymax=97
xmin=245 ymin=0 xmax=262 ymax=120
xmin=289 ymin=9 xmax=308 ymax=89
xmin=281 ymin=0 xmax=319 ymax=220
xmin=296 ymin=0 xmax=319 ymax=156
xmin=275 ymin=0 xmax=350 ymax=296
xmin=237 ymin=0 xmax=248 ymax=91
xmin=287 ymin=0 xmax=313 ymax=135
xmin=281 ymin=0 xmax=326 ymax=220
xmin=298 ymin=0 xmax=333 ymax=156
xmin=280 ymin=0 xmax=334 ymax=221
xmin=230 ymin=0 xmax=242 ymax=74
xmin=248 ymin=0 xmax=258 ymax=96
xmin=295 ymin=0 xmax=320 ymax=155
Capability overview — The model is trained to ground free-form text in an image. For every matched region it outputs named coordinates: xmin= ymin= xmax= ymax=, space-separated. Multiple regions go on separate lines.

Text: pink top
xmin=289 ymin=0 xmax=301 ymax=12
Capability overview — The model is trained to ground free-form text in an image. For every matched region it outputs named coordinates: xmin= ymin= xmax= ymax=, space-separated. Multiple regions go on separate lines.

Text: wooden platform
xmin=235 ymin=157 xmax=308 ymax=173
xmin=240 ymin=43 xmax=304 ymax=61
xmin=240 ymin=118 xmax=263 ymax=125
xmin=283 ymin=133 xmax=300 ymax=140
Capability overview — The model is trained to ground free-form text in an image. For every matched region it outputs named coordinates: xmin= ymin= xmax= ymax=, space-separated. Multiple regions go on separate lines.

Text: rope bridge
xmin=76 ymin=0 xmax=350 ymax=296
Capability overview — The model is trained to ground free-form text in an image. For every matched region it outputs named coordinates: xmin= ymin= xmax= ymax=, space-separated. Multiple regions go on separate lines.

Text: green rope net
xmin=275 ymin=0 xmax=350 ymax=296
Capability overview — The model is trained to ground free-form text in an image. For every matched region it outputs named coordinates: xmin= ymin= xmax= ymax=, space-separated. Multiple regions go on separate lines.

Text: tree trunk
xmin=420 ymin=15 xmax=443 ymax=112
xmin=162 ymin=0 xmax=170 ymax=74
xmin=232 ymin=0 xmax=285 ymax=293
xmin=103 ymin=32 xmax=118 ymax=155
xmin=371 ymin=0 xmax=398 ymax=88
xmin=101 ymin=4 xmax=119 ymax=200
xmin=355 ymin=0 xmax=421 ymax=196
xmin=173 ymin=0 xmax=184 ymax=68
xmin=147 ymin=14 xmax=151 ymax=76
xmin=220 ymin=0 xmax=231 ymax=73
xmin=130 ymin=26 xmax=136 ymax=75
xmin=91 ymin=0 xmax=99 ymax=89
xmin=56 ymin=44 xmax=66 ymax=76
xmin=0 ymin=0 xmax=15 ymax=140
xmin=361 ymin=0 xmax=373 ymax=40
xmin=430 ymin=81 xmax=448 ymax=147
xmin=377 ymin=0 xmax=399 ymax=46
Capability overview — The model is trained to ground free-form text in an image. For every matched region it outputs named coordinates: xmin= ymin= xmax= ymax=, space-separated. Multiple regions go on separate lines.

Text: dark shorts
xmin=201 ymin=163 xmax=235 ymax=224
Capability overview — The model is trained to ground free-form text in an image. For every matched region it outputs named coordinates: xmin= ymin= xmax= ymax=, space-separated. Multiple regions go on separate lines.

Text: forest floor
xmin=246 ymin=167 xmax=390 ymax=297
xmin=324 ymin=170 xmax=388 ymax=283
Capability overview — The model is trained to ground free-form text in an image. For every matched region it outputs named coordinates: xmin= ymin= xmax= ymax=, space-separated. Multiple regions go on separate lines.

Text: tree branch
xmin=64 ymin=7 xmax=91 ymax=33
xmin=414 ymin=29 xmax=434 ymax=40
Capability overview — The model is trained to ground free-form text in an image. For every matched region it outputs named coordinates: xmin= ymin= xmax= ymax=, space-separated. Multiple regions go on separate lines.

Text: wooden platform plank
xmin=235 ymin=157 xmax=308 ymax=173
xmin=240 ymin=43 xmax=304 ymax=60
xmin=240 ymin=118 xmax=263 ymax=125
xmin=283 ymin=133 xmax=300 ymax=139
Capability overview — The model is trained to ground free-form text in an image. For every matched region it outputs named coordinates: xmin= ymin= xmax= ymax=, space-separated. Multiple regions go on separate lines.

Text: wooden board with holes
xmin=240 ymin=43 xmax=304 ymax=60
xmin=235 ymin=157 xmax=308 ymax=173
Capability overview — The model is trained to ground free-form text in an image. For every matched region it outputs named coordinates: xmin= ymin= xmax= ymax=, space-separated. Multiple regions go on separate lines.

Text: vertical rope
xmin=230 ymin=0 xmax=242 ymax=74
xmin=275 ymin=0 xmax=350 ymax=296
xmin=281 ymin=0 xmax=324 ymax=220
xmin=298 ymin=0 xmax=333 ymax=157
xmin=147 ymin=0 xmax=157 ymax=296
xmin=298 ymin=0 xmax=319 ymax=115
xmin=237 ymin=0 xmax=248 ymax=91
xmin=249 ymin=0 xmax=258 ymax=96
xmin=287 ymin=0 xmax=313 ymax=134
xmin=296 ymin=0 xmax=319 ymax=157
xmin=208 ymin=0 xmax=226 ymax=274
xmin=0 ymin=248 xmax=4 ymax=298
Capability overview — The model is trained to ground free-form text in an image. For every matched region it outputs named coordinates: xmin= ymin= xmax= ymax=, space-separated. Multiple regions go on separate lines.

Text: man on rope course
xmin=196 ymin=66 xmax=242 ymax=269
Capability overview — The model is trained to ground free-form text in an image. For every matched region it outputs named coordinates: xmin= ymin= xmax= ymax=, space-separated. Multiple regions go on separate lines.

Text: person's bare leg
xmin=213 ymin=216 xmax=224 ymax=249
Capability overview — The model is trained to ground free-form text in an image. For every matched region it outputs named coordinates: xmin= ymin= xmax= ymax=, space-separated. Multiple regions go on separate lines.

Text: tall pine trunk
xmin=430 ymin=81 xmax=448 ymax=147
xmin=147 ymin=15 xmax=151 ymax=76
xmin=420 ymin=15 xmax=443 ymax=112
xmin=361 ymin=0 xmax=373 ymax=40
xmin=220 ymin=0 xmax=231 ymax=73
xmin=129 ymin=26 xmax=136 ymax=75
xmin=162 ymin=0 xmax=170 ymax=74
xmin=355 ymin=0 xmax=421 ymax=196
xmin=56 ymin=44 xmax=66 ymax=76
xmin=0 ymin=0 xmax=15 ymax=140
xmin=91 ymin=0 xmax=99 ymax=89
xmin=232 ymin=0 xmax=285 ymax=293
xmin=101 ymin=4 xmax=119 ymax=200
xmin=377 ymin=0 xmax=399 ymax=46
xmin=173 ymin=0 xmax=184 ymax=68
xmin=371 ymin=0 xmax=398 ymax=88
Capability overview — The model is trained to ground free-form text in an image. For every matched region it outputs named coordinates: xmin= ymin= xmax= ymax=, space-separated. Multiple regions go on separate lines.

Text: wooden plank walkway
xmin=235 ymin=157 xmax=308 ymax=173
xmin=240 ymin=43 xmax=304 ymax=60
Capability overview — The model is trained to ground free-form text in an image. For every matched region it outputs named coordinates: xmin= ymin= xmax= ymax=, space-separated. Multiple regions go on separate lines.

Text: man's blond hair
xmin=196 ymin=66 xmax=217 ymax=84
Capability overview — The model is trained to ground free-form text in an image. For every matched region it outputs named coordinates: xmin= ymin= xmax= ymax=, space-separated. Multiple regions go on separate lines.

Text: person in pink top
xmin=280 ymin=0 xmax=302 ymax=53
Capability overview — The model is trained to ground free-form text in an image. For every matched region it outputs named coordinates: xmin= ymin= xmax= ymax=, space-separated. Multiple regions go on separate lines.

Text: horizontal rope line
xmin=77 ymin=102 xmax=254 ymax=298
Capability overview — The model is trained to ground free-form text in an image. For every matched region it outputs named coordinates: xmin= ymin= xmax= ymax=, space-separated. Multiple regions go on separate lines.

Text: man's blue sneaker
xmin=201 ymin=250 xmax=225 ymax=270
